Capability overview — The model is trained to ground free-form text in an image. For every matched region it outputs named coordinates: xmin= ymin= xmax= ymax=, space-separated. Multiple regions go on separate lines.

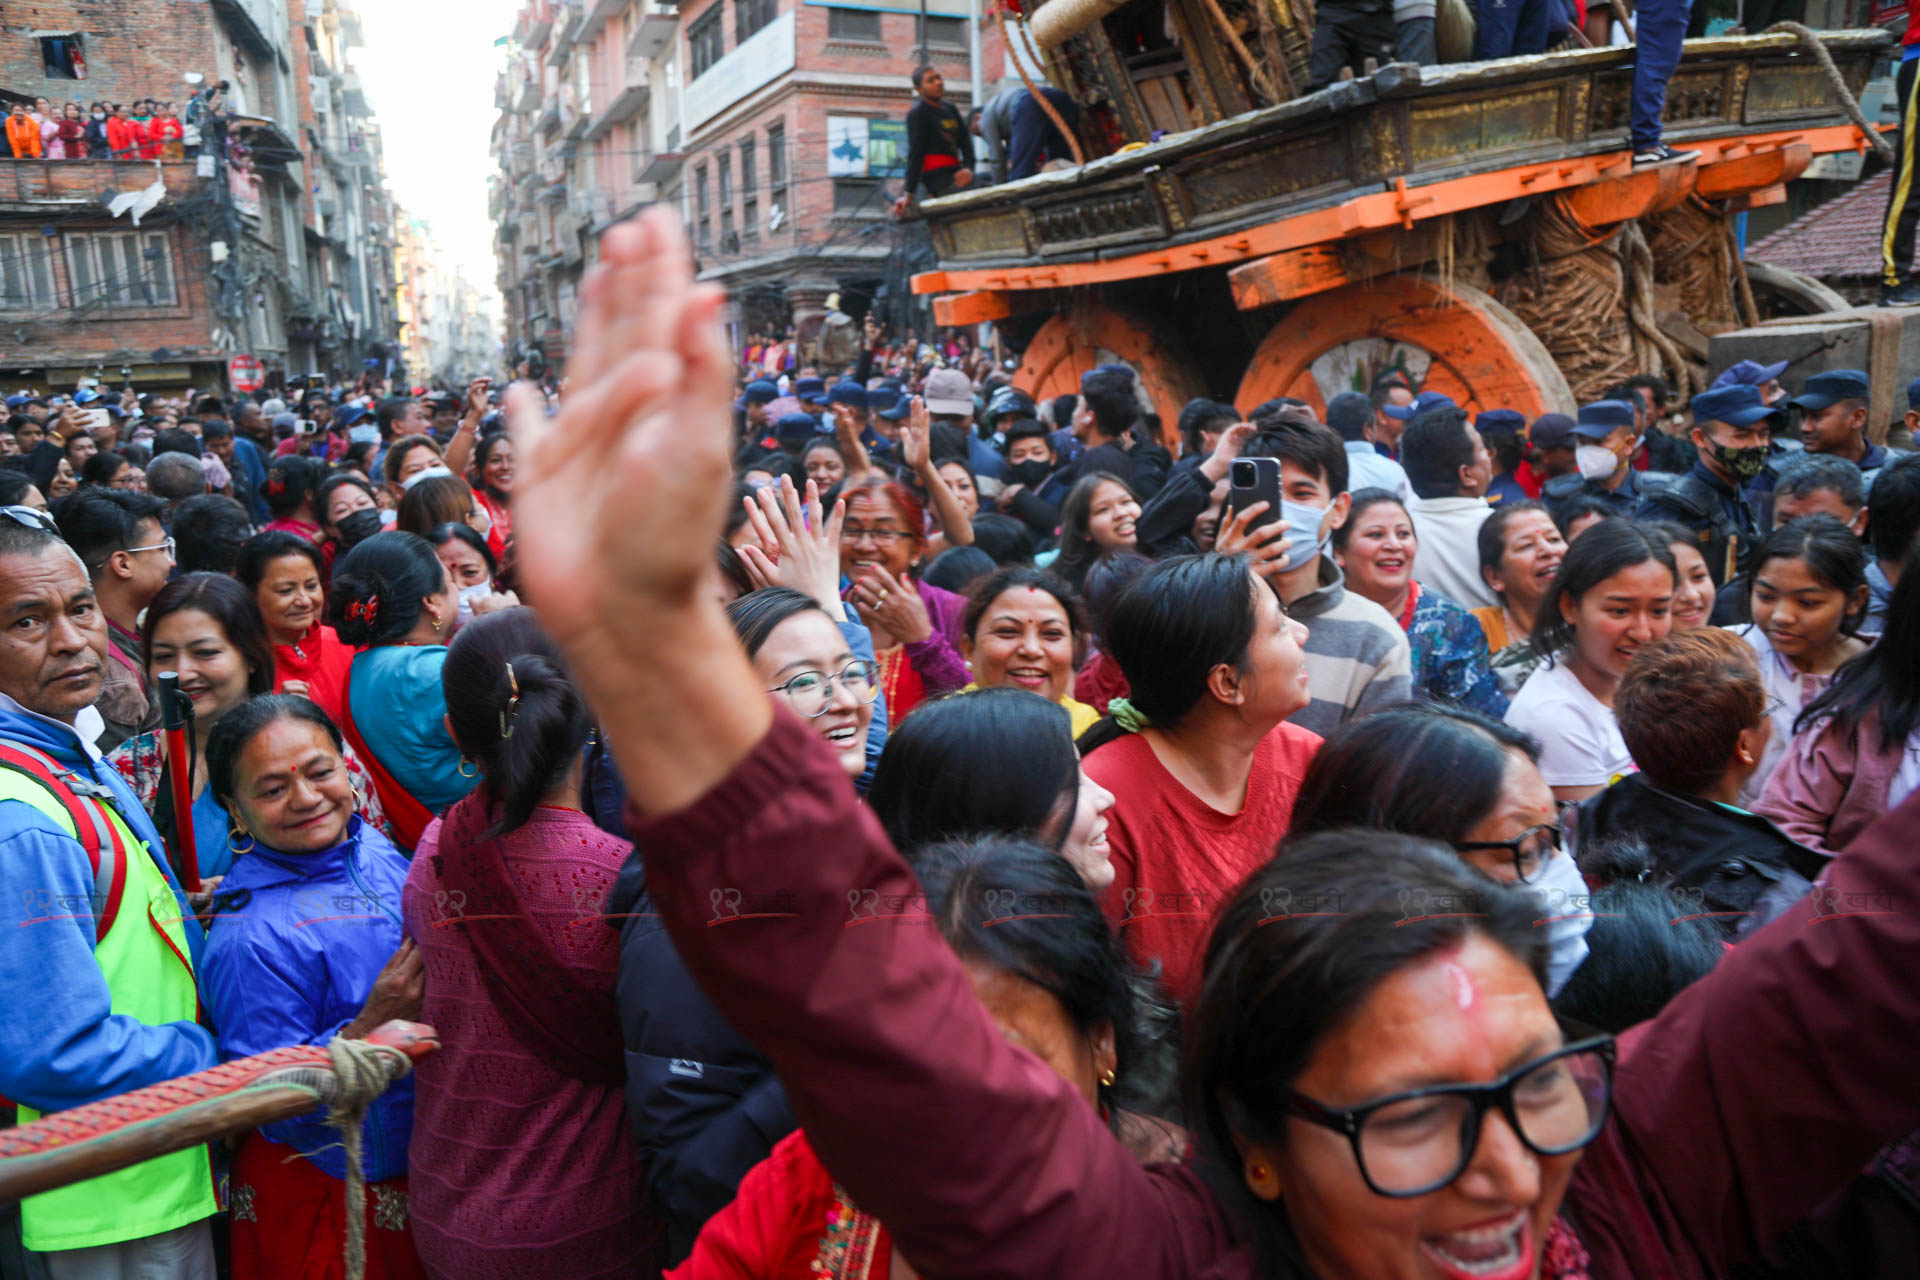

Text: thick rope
xmin=995 ymin=4 xmax=1086 ymax=165
xmin=1619 ymin=219 xmax=1696 ymax=401
xmin=1198 ymin=0 xmax=1285 ymax=104
xmin=327 ymin=1037 xmax=413 ymax=1280
xmin=1765 ymin=22 xmax=1893 ymax=163
xmin=1499 ymin=201 xmax=1640 ymax=401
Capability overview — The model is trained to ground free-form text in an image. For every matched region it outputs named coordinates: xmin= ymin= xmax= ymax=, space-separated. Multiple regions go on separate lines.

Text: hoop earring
xmin=228 ymin=827 xmax=256 ymax=857
xmin=457 ymin=758 xmax=478 ymax=778
xmin=350 ymin=782 xmax=366 ymax=810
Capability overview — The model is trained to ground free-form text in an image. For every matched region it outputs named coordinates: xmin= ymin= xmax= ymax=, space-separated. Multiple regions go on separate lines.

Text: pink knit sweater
xmin=401 ymin=807 xmax=659 ymax=1278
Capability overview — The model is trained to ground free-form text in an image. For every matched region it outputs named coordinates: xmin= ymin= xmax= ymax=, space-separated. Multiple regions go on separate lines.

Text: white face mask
xmin=1575 ymin=444 xmax=1619 ymax=482
xmin=1530 ymin=848 xmax=1595 ymax=996
xmin=455 ymin=580 xmax=493 ymax=626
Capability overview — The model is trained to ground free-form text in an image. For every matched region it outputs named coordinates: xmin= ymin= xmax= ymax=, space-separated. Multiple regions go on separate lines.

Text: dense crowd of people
xmin=3 ymin=81 xmax=244 ymax=161
xmin=2 ymin=205 xmax=1919 ymax=1280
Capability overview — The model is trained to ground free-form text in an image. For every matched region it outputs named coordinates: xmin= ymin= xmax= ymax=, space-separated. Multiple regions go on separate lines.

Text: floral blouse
xmin=108 ymin=729 xmax=393 ymax=845
xmin=1403 ymin=582 xmax=1509 ymax=717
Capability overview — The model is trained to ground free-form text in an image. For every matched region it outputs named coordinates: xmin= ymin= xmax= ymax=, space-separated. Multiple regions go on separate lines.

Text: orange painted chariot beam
xmin=913 ymin=123 xmax=1874 ymax=299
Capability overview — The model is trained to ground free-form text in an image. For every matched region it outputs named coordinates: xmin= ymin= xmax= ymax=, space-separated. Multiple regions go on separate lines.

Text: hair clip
xmin=345 ymin=594 xmax=380 ymax=622
xmin=501 ymin=662 xmax=520 ymax=739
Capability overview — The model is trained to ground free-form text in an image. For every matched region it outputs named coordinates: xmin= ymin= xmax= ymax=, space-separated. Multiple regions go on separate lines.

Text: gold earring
xmin=457 ymin=757 xmax=477 ymax=777
xmin=1100 ymin=1068 xmax=1116 ymax=1088
xmin=228 ymin=827 xmax=256 ymax=856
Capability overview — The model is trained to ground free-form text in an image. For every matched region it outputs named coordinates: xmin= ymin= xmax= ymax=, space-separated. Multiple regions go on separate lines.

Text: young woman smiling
xmin=1472 ymin=500 xmax=1567 ymax=695
xmin=237 ymin=531 xmax=356 ymax=724
xmin=1335 ymin=489 xmax=1506 ymax=716
xmin=1651 ymin=524 xmax=1717 ymax=632
xmin=1504 ymin=520 xmax=1677 ymax=801
xmin=1052 ymin=473 xmax=1141 ymax=593
xmin=1729 ymin=515 xmax=1872 ymax=808
xmin=108 ymin=574 xmax=386 ymax=879
xmin=958 ymin=566 xmax=1100 ymax=737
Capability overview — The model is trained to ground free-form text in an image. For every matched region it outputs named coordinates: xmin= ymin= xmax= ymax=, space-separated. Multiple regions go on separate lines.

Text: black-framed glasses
xmin=839 ymin=526 xmax=908 ymax=544
xmin=1 ymin=504 xmax=57 ymax=531
xmin=768 ymin=660 xmax=880 ymax=718
xmin=1281 ymin=1027 xmax=1615 ymax=1198
xmin=1453 ymin=801 xmax=1572 ymax=884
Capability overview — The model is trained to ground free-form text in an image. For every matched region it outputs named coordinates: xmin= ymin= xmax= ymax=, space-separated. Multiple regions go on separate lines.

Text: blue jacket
xmin=231 ymin=435 xmax=271 ymax=524
xmin=200 ymin=816 xmax=414 ymax=1182
xmin=0 ymin=694 xmax=216 ymax=1111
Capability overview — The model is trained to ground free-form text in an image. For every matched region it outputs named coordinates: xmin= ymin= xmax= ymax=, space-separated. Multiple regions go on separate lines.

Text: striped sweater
xmin=1285 ymin=556 xmax=1413 ymax=737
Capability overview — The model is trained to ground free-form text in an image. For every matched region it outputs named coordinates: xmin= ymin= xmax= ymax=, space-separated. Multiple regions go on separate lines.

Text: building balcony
xmin=578 ymin=0 xmax=626 ymax=42
xmin=628 ymin=3 xmax=678 ymax=59
xmin=342 ymin=71 xmax=372 ymax=118
xmin=547 ymin=0 xmax=584 ymax=62
xmin=584 ymin=58 xmax=648 ymax=139
xmin=509 ymin=140 xmax=535 ymax=176
xmin=635 ymin=150 xmax=683 ymax=186
xmin=514 ymin=71 xmax=540 ymax=114
xmin=515 ymin=0 xmax=556 ymax=49
xmin=538 ymin=103 xmax=562 ymax=133
xmin=0 ymin=157 xmax=201 ymax=210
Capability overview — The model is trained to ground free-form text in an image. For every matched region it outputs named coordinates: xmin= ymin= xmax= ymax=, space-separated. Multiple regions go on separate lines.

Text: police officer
xmin=1634 ymin=383 xmax=1780 ymax=588
xmin=1788 ymin=368 xmax=1905 ymax=488
xmin=1542 ymin=400 xmax=1660 ymax=520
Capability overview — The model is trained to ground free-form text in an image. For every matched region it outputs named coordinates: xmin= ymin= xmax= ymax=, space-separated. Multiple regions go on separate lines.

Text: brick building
xmin=1 ymin=0 xmax=406 ymax=395
xmin=676 ymin=0 xmax=1012 ymax=338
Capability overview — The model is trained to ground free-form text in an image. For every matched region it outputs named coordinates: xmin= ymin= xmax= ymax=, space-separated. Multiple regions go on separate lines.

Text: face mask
xmin=1709 ymin=440 xmax=1770 ymax=482
xmin=1575 ymin=444 xmax=1618 ymax=482
xmin=348 ymin=424 xmax=380 ymax=447
xmin=1530 ymin=848 xmax=1595 ymax=996
xmin=334 ymin=507 xmax=383 ymax=548
xmin=1007 ymin=459 xmax=1051 ymax=488
xmin=456 ymin=580 xmax=493 ymax=626
xmin=1278 ymin=497 xmax=1330 ymax=574
xmin=92 ymin=112 xmax=105 ymax=121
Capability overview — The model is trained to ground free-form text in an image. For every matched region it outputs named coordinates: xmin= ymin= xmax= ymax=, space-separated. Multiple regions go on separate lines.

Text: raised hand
xmin=900 ymin=396 xmax=932 ymax=474
xmin=1200 ymin=422 xmax=1257 ymax=481
xmin=740 ymin=476 xmax=848 ymax=616
xmin=850 ymin=564 xmax=932 ymax=644
xmin=1215 ymin=502 xmax=1293 ymax=584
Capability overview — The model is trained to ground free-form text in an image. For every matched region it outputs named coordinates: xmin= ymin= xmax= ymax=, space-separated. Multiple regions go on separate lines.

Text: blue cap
xmin=734 ymin=379 xmax=779 ymax=410
xmin=1691 ymin=383 xmax=1784 ymax=428
xmin=988 ymin=385 xmax=1033 ymax=420
xmin=773 ymin=412 xmax=818 ymax=439
xmin=826 ymin=382 xmax=869 ymax=410
xmin=793 ymin=376 xmax=827 ymax=404
xmin=1529 ymin=413 xmax=1576 ymax=451
xmin=871 ymin=388 xmax=912 ymax=421
xmin=1907 ymin=376 xmax=1920 ymax=411
xmin=72 ymin=388 xmax=103 ymax=406
xmin=1382 ymin=390 xmax=1456 ymax=421
xmin=1787 ymin=368 xmax=1870 ymax=412
xmin=334 ymin=405 xmax=372 ymax=429
xmin=1710 ymin=358 xmax=1790 ymax=390
xmin=4 ymin=394 xmax=31 ymax=411
xmin=1573 ymin=400 xmax=1637 ymax=438
xmin=1475 ymin=409 xmax=1526 ymax=437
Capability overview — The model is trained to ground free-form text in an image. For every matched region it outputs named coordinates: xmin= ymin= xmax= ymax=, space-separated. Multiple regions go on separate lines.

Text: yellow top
xmin=959 ymin=683 xmax=1102 ymax=739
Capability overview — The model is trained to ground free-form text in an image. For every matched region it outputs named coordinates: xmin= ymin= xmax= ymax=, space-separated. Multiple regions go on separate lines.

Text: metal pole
xmin=920 ymin=0 xmax=929 ymax=66
xmin=968 ymin=0 xmax=983 ymax=110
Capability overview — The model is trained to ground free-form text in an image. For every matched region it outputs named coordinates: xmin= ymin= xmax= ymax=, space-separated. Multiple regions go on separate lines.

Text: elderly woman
xmin=835 ymin=476 xmax=968 ymax=718
xmin=199 ymin=695 xmax=423 ymax=1280
xmin=236 ymin=531 xmax=358 ymax=724
xmin=402 ymin=609 xmax=656 ymax=1277
xmin=957 ymin=566 xmax=1101 ymax=738
xmin=503 ymin=212 xmax=1920 ymax=1280
xmin=109 ymin=574 xmax=386 ymax=877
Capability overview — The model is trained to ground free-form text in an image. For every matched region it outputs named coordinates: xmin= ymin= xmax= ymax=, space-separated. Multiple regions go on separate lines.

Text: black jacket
xmin=1577 ymin=773 xmax=1828 ymax=938
xmin=607 ymin=852 xmax=797 ymax=1265
xmin=903 ymin=97 xmax=968 ymax=197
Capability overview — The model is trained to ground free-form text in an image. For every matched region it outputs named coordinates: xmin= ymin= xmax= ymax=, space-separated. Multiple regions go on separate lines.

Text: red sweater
xmin=632 ymin=709 xmax=1920 ymax=1280
xmin=1084 ymin=723 xmax=1321 ymax=1008
xmin=272 ymin=623 xmax=356 ymax=727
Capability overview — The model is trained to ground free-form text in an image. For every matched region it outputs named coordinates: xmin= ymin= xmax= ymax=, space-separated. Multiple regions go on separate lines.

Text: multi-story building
xmin=675 ymin=0 xmax=996 ymax=338
xmin=0 ymin=0 xmax=405 ymax=395
xmin=492 ymin=0 xmax=684 ymax=371
xmin=397 ymin=213 xmax=501 ymax=385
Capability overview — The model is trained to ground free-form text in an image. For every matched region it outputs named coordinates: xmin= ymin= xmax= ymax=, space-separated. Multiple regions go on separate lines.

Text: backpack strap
xmin=0 ymin=742 xmax=127 ymax=939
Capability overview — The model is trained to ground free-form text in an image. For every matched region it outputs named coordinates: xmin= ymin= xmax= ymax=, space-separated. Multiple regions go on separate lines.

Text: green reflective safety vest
xmin=1 ymin=772 xmax=217 ymax=1252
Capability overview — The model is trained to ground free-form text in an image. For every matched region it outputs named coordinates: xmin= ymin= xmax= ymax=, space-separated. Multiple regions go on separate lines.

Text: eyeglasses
xmin=1281 ymin=1028 xmax=1616 ymax=1198
xmin=768 ymin=660 xmax=880 ymax=717
xmin=1453 ymin=802 xmax=1572 ymax=884
xmin=839 ymin=526 xmax=908 ymax=545
xmin=1 ymin=505 xmax=57 ymax=532
xmin=125 ymin=536 xmax=175 ymax=560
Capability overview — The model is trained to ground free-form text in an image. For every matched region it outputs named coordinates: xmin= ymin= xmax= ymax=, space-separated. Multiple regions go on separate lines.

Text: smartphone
xmin=83 ymin=408 xmax=111 ymax=432
xmin=297 ymin=418 xmax=318 ymax=436
xmin=1228 ymin=457 xmax=1283 ymax=533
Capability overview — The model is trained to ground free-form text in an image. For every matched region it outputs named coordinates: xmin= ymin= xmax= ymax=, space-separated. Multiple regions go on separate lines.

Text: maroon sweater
xmin=633 ymin=710 xmax=1920 ymax=1279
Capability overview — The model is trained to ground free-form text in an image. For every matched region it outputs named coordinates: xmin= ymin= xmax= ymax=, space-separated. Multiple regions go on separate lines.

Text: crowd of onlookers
xmin=4 ymin=82 xmax=241 ymax=161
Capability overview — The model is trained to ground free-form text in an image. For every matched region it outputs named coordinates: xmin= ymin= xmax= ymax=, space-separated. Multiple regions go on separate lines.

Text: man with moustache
xmin=0 ymin=507 xmax=218 ymax=1276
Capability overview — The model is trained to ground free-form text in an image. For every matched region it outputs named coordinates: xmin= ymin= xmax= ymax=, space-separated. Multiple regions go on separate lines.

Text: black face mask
xmin=334 ymin=507 xmax=383 ymax=548
xmin=1007 ymin=459 xmax=1052 ymax=489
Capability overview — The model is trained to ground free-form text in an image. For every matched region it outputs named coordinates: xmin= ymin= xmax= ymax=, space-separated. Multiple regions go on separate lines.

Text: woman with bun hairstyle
xmin=402 ymin=607 xmax=657 ymax=1277
xmin=329 ymin=531 xmax=473 ymax=847
xmin=260 ymin=454 xmax=326 ymax=542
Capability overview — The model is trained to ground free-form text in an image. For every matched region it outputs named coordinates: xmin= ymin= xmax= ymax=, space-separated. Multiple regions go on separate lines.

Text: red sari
xmin=669 ymin=1130 xmax=891 ymax=1280
xmin=228 ymin=1136 xmax=427 ymax=1280
xmin=273 ymin=623 xmax=356 ymax=725
xmin=474 ymin=486 xmax=511 ymax=564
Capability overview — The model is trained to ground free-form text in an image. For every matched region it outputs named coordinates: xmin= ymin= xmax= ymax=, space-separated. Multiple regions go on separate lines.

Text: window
xmin=688 ymin=8 xmax=725 ymax=78
xmin=736 ymin=0 xmax=778 ymax=43
xmin=721 ymin=206 xmax=736 ymax=251
xmin=918 ymin=15 xmax=967 ymax=48
xmin=743 ymin=197 xmax=758 ymax=239
xmin=718 ymin=150 xmax=732 ymax=206
xmin=695 ymin=164 xmax=711 ymax=249
xmin=0 ymin=234 xmax=55 ymax=309
xmin=38 ymin=33 xmax=86 ymax=80
xmin=833 ymin=178 xmax=883 ymax=216
xmin=767 ymin=123 xmax=786 ymax=193
xmin=65 ymin=232 xmax=177 ymax=307
xmin=740 ymin=137 xmax=757 ymax=196
xmin=828 ymin=7 xmax=883 ymax=41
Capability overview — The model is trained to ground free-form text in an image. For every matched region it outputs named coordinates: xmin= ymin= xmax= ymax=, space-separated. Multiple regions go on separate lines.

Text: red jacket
xmin=633 ymin=710 xmax=1920 ymax=1280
